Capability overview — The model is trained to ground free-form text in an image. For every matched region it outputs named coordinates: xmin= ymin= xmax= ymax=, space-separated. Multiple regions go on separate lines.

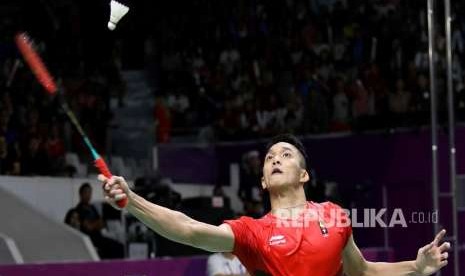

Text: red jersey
xmin=225 ymin=201 xmax=352 ymax=276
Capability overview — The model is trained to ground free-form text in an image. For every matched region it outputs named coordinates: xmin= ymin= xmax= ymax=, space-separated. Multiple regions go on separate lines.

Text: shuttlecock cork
xmin=108 ymin=0 xmax=129 ymax=31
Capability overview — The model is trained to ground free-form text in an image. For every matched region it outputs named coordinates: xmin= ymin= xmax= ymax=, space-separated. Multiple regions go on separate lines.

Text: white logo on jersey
xmin=269 ymin=235 xmax=286 ymax=245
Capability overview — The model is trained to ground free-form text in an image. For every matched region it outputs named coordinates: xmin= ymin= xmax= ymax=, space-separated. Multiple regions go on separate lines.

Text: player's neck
xmin=269 ymin=185 xmax=307 ymax=219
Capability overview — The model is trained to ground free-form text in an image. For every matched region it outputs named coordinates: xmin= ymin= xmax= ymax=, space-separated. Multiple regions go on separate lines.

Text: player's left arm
xmin=342 ymin=229 xmax=450 ymax=276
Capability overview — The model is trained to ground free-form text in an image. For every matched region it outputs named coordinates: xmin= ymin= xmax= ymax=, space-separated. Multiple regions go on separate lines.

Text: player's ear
xmin=261 ymin=176 xmax=267 ymax=190
xmin=300 ymin=169 xmax=309 ymax=183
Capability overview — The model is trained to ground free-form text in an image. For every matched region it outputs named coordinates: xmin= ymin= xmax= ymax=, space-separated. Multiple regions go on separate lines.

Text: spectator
xmin=20 ymin=136 xmax=50 ymax=175
xmin=207 ymin=252 xmax=248 ymax=276
xmin=45 ymin=123 xmax=66 ymax=175
xmin=412 ymin=74 xmax=430 ymax=113
xmin=452 ymin=24 xmax=464 ymax=56
xmin=351 ymin=79 xmax=375 ymax=119
xmin=211 ymin=184 xmax=231 ymax=210
xmin=389 ymin=78 xmax=411 ymax=114
xmin=414 ymin=43 xmax=431 ymax=74
xmin=238 ymin=150 xmax=264 ymax=216
xmin=154 ymin=95 xmax=172 ymax=143
xmin=239 ymin=101 xmax=260 ymax=138
xmin=238 ymin=150 xmax=262 ymax=203
xmin=64 ymin=208 xmax=81 ymax=230
xmin=0 ymin=110 xmax=15 ymax=148
xmin=362 ymin=64 xmax=388 ymax=114
xmin=284 ymin=91 xmax=304 ymax=133
xmin=75 ymin=183 xmax=124 ymax=259
xmin=268 ymin=94 xmax=288 ymax=134
xmin=217 ymin=99 xmax=241 ymax=140
xmin=330 ymin=78 xmax=351 ymax=131
xmin=167 ymin=91 xmax=191 ymax=127
xmin=219 ymin=44 xmax=241 ymax=76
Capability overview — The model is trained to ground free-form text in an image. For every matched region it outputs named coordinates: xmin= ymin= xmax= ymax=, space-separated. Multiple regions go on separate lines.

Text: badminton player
xmin=100 ymin=134 xmax=450 ymax=276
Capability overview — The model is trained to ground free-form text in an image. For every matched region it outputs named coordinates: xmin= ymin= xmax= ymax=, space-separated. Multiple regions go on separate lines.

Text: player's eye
xmin=283 ymin=152 xmax=291 ymax=158
xmin=266 ymin=155 xmax=274 ymax=161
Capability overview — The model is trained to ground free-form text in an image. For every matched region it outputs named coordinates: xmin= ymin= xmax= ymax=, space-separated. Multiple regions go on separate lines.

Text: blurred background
xmin=0 ymin=0 xmax=464 ymax=275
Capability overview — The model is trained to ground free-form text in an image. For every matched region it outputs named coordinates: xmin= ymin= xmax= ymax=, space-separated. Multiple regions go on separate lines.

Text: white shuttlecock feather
xmin=108 ymin=0 xmax=129 ymax=31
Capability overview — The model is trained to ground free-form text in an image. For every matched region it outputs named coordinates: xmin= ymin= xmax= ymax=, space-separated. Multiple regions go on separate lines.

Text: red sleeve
xmin=322 ymin=201 xmax=352 ymax=246
xmin=224 ymin=216 xmax=260 ymax=273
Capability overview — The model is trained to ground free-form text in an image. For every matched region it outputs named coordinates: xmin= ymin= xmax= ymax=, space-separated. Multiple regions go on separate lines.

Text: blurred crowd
xmin=152 ymin=0 xmax=465 ymax=142
xmin=2 ymin=0 xmax=465 ymax=175
xmin=0 ymin=0 xmax=123 ymax=176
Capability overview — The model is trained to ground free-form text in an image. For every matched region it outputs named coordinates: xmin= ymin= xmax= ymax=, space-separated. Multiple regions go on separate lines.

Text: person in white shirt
xmin=207 ymin=252 xmax=248 ymax=276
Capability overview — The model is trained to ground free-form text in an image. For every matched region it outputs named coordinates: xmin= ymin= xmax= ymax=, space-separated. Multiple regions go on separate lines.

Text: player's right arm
xmin=99 ymin=175 xmax=235 ymax=252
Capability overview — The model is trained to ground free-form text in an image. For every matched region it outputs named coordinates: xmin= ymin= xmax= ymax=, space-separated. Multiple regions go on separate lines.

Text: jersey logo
xmin=269 ymin=235 xmax=286 ymax=245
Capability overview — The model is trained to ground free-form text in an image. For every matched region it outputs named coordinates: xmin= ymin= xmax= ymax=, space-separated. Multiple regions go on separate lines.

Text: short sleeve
xmin=224 ymin=216 xmax=260 ymax=273
xmin=322 ymin=201 xmax=352 ymax=246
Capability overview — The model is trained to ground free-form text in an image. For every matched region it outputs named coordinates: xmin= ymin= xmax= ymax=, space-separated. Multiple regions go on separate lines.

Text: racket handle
xmin=95 ymin=158 xmax=128 ymax=208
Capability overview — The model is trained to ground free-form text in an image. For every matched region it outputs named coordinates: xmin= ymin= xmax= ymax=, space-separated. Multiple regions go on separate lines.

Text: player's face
xmin=262 ymin=142 xmax=308 ymax=190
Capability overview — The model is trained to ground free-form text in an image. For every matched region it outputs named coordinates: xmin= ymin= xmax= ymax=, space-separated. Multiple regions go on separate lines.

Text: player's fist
xmin=414 ymin=229 xmax=450 ymax=275
xmin=98 ymin=174 xmax=131 ymax=209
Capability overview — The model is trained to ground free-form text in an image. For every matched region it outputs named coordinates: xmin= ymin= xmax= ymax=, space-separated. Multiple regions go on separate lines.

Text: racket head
xmin=14 ymin=32 xmax=57 ymax=94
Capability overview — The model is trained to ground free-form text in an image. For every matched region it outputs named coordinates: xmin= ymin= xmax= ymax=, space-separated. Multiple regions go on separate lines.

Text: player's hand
xmin=98 ymin=174 xmax=131 ymax=210
xmin=414 ymin=229 xmax=450 ymax=275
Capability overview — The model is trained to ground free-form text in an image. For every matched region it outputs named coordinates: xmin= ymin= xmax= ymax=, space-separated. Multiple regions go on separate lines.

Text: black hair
xmin=265 ymin=134 xmax=309 ymax=169
xmin=79 ymin=183 xmax=91 ymax=195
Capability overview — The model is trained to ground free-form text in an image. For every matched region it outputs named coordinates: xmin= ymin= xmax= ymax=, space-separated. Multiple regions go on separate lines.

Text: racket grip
xmin=95 ymin=158 xmax=128 ymax=208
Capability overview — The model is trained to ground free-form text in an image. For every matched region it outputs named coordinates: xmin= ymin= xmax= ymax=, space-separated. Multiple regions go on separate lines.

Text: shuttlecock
xmin=108 ymin=0 xmax=129 ymax=31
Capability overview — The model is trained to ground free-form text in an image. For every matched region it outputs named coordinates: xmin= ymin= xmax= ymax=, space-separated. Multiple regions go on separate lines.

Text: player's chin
xmin=267 ymin=179 xmax=291 ymax=189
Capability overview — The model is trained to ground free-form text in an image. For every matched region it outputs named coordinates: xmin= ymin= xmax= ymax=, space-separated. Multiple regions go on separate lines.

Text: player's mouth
xmin=271 ymin=168 xmax=283 ymax=175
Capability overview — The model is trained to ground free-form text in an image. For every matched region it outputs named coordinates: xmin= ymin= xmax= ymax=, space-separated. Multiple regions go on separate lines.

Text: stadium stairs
xmin=109 ymin=70 xmax=154 ymax=177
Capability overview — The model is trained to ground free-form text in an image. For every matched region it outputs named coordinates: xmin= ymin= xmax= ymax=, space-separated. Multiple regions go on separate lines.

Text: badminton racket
xmin=14 ymin=32 xmax=127 ymax=208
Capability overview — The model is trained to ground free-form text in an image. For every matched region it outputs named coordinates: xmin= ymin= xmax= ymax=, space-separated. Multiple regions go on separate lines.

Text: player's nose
xmin=272 ymin=159 xmax=281 ymax=166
